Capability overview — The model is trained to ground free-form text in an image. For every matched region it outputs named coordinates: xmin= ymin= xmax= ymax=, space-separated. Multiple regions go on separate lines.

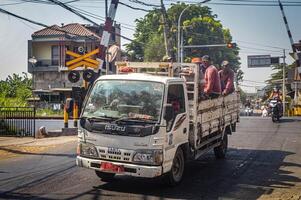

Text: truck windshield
xmin=82 ymin=80 xmax=164 ymax=123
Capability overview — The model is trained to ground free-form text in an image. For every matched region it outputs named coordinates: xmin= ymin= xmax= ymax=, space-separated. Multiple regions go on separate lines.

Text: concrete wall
xmin=34 ymin=71 xmax=85 ymax=90
xmin=32 ymin=42 xmax=52 ymax=60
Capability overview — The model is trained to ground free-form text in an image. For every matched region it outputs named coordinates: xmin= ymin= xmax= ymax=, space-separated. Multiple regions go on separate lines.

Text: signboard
xmin=247 ymin=55 xmax=271 ymax=68
xmin=66 ymin=48 xmax=100 ymax=70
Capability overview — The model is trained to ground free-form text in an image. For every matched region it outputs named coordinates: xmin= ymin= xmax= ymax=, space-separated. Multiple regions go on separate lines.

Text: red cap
xmin=191 ymin=57 xmax=202 ymax=63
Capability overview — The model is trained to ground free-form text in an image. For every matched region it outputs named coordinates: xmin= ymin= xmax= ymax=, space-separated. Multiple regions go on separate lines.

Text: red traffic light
xmin=227 ymin=43 xmax=237 ymax=48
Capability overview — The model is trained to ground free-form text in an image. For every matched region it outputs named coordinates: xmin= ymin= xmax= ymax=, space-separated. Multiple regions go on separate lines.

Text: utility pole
xmin=160 ymin=0 xmax=172 ymax=58
xmin=278 ymin=0 xmax=300 ymax=75
xmin=105 ymin=0 xmax=108 ymax=18
xmin=282 ymin=49 xmax=286 ymax=116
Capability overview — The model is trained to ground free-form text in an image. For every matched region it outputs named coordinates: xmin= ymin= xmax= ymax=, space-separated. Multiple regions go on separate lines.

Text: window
xmin=51 ymin=46 xmax=59 ymax=65
xmin=167 ymin=84 xmax=185 ymax=114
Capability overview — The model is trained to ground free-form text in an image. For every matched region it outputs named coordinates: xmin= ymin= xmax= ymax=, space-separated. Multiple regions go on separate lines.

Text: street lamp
xmin=28 ymin=57 xmax=37 ymax=107
xmin=177 ymin=0 xmax=211 ymax=63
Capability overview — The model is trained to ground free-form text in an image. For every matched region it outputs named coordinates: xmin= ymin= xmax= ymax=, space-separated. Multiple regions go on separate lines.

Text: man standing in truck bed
xmin=219 ymin=60 xmax=235 ymax=95
xmin=202 ymin=55 xmax=221 ymax=99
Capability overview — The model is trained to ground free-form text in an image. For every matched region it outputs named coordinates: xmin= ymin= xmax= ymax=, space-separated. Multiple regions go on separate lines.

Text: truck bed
xmin=189 ymin=92 xmax=240 ymax=151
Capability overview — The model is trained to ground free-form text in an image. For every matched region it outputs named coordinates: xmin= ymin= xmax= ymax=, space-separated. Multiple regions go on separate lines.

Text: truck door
xmin=165 ymin=83 xmax=189 ymax=149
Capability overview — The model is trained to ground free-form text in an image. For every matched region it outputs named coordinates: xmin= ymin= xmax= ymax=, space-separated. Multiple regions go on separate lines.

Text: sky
xmin=0 ymin=0 xmax=300 ymax=93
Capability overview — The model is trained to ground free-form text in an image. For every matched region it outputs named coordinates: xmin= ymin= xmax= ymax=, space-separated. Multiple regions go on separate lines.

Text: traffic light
xmin=226 ymin=42 xmax=237 ymax=48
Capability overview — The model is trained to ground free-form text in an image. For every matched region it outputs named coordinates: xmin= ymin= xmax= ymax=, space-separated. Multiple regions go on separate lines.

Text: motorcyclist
xmin=269 ymin=86 xmax=283 ymax=101
xmin=244 ymin=99 xmax=251 ymax=108
xmin=268 ymin=86 xmax=283 ymax=117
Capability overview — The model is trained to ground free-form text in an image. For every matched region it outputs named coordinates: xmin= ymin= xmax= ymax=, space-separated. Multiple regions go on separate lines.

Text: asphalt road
xmin=1 ymin=117 xmax=301 ymax=200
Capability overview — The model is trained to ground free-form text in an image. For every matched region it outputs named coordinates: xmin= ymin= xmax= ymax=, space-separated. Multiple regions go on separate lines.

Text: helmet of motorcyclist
xmin=273 ymin=86 xmax=280 ymax=92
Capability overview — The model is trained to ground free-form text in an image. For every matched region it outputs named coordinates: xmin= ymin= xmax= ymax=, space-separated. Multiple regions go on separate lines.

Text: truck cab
xmin=77 ymin=73 xmax=190 ymax=184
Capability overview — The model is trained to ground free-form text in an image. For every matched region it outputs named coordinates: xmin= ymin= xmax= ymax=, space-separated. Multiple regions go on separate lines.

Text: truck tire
xmin=95 ymin=170 xmax=115 ymax=182
xmin=214 ymin=134 xmax=228 ymax=159
xmin=165 ymin=147 xmax=185 ymax=186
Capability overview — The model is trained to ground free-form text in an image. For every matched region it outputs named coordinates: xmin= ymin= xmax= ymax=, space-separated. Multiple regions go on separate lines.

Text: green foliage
xmin=238 ymin=87 xmax=247 ymax=103
xmin=0 ymin=73 xmax=32 ymax=107
xmin=125 ymin=3 xmax=243 ymax=80
xmin=36 ymin=108 xmax=63 ymax=117
xmin=144 ymin=34 xmax=166 ymax=61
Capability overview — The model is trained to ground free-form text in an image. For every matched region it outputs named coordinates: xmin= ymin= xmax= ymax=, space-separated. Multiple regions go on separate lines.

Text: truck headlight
xmin=79 ymin=142 xmax=99 ymax=158
xmin=133 ymin=149 xmax=163 ymax=165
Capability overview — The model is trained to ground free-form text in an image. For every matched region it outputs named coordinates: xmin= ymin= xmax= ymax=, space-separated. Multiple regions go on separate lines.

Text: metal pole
xmin=177 ymin=0 xmax=211 ymax=63
xmin=283 ymin=49 xmax=286 ymax=116
xmin=177 ymin=5 xmax=191 ymax=62
xmin=32 ymin=64 xmax=36 ymax=110
xmin=180 ymin=29 xmax=183 ymax=64
xmin=106 ymin=49 xmax=110 ymax=75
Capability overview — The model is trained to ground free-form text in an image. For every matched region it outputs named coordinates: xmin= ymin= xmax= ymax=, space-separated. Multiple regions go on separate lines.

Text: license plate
xmin=100 ymin=162 xmax=124 ymax=173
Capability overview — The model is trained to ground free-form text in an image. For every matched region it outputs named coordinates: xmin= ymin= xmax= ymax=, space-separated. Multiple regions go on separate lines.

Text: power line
xmin=129 ymin=0 xmax=161 ymax=7
xmin=46 ymin=0 xmax=99 ymax=26
xmin=165 ymin=0 xmax=301 ymax=6
xmin=242 ymin=79 xmax=266 ymax=84
xmin=0 ymin=1 xmax=27 ymax=6
xmin=236 ymin=40 xmax=289 ymax=50
xmin=220 ymin=0 xmax=301 ymax=3
xmin=239 ymin=45 xmax=283 ymax=53
xmin=207 ymin=2 xmax=301 ymax=6
xmin=68 ymin=4 xmax=136 ymax=30
xmin=0 ymin=7 xmax=139 ymax=43
xmin=119 ymin=1 xmax=151 ymax=12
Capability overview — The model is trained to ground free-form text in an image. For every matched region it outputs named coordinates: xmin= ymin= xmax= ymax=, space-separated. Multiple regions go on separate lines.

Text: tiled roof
xmin=32 ymin=23 xmax=100 ymax=39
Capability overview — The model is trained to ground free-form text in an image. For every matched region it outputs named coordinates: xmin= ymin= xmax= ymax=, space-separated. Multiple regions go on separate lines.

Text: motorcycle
xmin=244 ymin=107 xmax=253 ymax=116
xmin=269 ymin=99 xmax=282 ymax=122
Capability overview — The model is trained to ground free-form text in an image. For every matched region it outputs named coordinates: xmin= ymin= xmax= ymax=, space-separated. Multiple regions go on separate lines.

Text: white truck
xmin=76 ymin=62 xmax=240 ymax=185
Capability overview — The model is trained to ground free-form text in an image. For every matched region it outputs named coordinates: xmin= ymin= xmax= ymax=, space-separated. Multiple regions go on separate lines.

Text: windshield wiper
xmin=112 ymin=116 xmax=156 ymax=124
xmin=85 ymin=116 xmax=117 ymax=122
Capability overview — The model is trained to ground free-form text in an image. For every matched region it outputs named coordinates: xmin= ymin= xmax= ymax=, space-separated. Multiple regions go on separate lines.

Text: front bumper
xmin=76 ymin=156 xmax=163 ymax=178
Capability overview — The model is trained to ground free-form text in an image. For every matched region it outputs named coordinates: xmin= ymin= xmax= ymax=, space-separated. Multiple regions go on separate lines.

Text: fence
xmin=0 ymin=107 xmax=36 ymax=137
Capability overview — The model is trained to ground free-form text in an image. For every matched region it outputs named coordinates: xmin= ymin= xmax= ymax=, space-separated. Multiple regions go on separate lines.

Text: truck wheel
xmin=95 ymin=170 xmax=115 ymax=182
xmin=214 ymin=134 xmax=228 ymax=159
xmin=165 ymin=147 xmax=185 ymax=186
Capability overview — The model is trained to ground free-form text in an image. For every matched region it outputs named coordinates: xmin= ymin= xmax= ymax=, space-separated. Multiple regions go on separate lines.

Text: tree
xmin=0 ymin=73 xmax=32 ymax=107
xmin=144 ymin=34 xmax=166 ymax=61
xmin=125 ymin=3 xmax=243 ymax=80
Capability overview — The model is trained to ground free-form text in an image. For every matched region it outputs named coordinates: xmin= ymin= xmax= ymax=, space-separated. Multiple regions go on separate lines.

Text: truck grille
xmin=97 ymin=147 xmax=134 ymax=163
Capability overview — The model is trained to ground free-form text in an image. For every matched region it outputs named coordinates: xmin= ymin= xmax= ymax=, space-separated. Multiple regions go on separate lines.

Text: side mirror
xmin=164 ymin=104 xmax=174 ymax=122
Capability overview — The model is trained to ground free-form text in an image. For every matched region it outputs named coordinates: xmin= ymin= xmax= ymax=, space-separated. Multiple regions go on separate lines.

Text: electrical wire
xmin=129 ymin=0 xmax=161 ymax=8
xmin=68 ymin=5 xmax=136 ymax=31
xmin=0 ymin=7 xmax=139 ymax=43
xmin=164 ymin=0 xmax=301 ymax=6
xmin=46 ymin=0 xmax=99 ymax=26
xmin=119 ymin=1 xmax=151 ymax=12
xmin=236 ymin=40 xmax=289 ymax=50
xmin=239 ymin=45 xmax=283 ymax=53
xmin=0 ymin=1 xmax=27 ymax=6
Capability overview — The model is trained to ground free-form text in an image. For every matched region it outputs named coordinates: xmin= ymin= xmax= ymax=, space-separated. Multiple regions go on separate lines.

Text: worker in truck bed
xmin=219 ymin=60 xmax=235 ymax=96
xmin=202 ymin=55 xmax=221 ymax=99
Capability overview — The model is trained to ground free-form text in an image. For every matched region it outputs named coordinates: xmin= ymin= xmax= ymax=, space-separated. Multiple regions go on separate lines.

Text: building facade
xmin=28 ymin=23 xmax=121 ymax=105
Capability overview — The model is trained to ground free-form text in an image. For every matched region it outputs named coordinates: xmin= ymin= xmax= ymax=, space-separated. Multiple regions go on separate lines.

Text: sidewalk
xmin=0 ymin=136 xmax=77 ymax=160
xmin=0 ymin=136 xmax=77 ymax=147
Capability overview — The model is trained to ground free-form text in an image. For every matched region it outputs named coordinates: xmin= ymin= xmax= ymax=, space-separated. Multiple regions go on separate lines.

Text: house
xmin=27 ymin=23 xmax=121 ymax=106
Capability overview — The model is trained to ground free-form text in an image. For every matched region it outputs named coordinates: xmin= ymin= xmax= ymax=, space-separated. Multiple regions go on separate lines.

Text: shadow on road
xmin=279 ymin=118 xmax=301 ymax=123
xmin=1 ymin=148 xmax=300 ymax=200
xmin=67 ymin=148 xmax=301 ymax=200
xmin=0 ymin=146 xmax=75 ymax=158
